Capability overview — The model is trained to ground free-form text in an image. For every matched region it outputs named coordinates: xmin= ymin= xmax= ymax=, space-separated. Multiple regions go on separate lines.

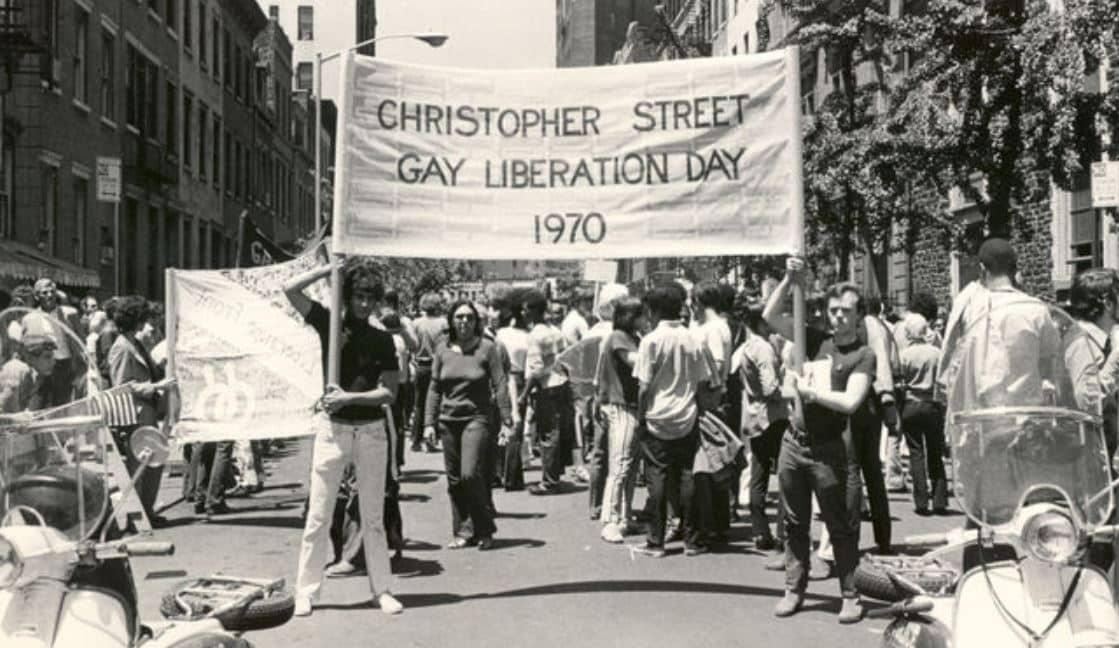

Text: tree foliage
xmin=774 ymin=0 xmax=1119 ymax=288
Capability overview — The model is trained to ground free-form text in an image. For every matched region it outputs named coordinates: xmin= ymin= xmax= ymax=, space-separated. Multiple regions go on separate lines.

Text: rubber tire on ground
xmin=853 ymin=556 xmax=950 ymax=603
xmin=160 ymin=580 xmax=296 ymax=631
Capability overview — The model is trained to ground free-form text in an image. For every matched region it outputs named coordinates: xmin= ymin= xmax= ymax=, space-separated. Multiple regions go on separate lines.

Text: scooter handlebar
xmin=904 ymin=532 xmax=949 ymax=547
xmin=121 ymin=541 xmax=175 ymax=556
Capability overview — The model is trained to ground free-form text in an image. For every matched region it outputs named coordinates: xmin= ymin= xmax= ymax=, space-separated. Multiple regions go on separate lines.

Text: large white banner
xmin=167 ymin=248 xmax=330 ymax=443
xmin=332 ymin=49 xmax=804 ymax=260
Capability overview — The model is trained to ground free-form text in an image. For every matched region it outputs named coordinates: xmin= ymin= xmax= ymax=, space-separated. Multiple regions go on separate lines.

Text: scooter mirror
xmin=129 ymin=426 xmax=170 ymax=468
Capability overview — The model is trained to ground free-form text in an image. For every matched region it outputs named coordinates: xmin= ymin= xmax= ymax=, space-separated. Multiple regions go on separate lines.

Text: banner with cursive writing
xmin=331 ymin=48 xmax=805 ymax=260
xmin=167 ymin=245 xmax=330 ymax=442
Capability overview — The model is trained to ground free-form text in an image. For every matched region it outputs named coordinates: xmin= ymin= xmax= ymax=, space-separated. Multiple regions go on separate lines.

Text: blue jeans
xmin=440 ymin=417 xmax=497 ymax=539
xmin=778 ymin=431 xmax=858 ymax=597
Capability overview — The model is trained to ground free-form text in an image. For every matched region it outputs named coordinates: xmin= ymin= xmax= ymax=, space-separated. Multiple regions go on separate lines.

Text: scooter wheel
xmin=160 ymin=580 xmax=296 ymax=631
xmin=854 ymin=556 xmax=954 ymax=602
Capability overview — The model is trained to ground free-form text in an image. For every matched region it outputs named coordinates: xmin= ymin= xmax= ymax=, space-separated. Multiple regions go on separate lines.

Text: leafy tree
xmin=886 ymin=0 xmax=1119 ymax=238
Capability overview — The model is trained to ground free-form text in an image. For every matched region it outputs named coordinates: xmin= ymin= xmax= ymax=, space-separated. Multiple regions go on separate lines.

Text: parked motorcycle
xmin=862 ymin=300 xmax=1119 ymax=647
xmin=0 ymin=307 xmax=290 ymax=647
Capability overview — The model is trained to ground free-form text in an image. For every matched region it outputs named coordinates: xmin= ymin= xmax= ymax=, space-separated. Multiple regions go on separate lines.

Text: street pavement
xmin=132 ymin=439 xmax=961 ymax=647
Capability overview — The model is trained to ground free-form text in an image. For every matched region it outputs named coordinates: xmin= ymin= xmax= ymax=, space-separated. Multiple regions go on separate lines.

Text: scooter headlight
xmin=1022 ymin=510 xmax=1078 ymax=563
xmin=0 ymin=536 xmax=23 ymax=588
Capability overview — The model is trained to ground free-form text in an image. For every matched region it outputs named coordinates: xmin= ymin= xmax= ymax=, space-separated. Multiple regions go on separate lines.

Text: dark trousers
xmin=778 ymin=433 xmax=857 ymax=597
xmin=749 ymin=419 xmax=788 ymax=542
xmin=188 ymin=441 xmax=234 ymax=508
xmin=392 ymin=382 xmax=414 ymax=467
xmin=440 ymin=417 xmax=497 ymax=539
xmin=848 ymin=416 xmax=892 ymax=550
xmin=643 ymin=430 xmax=700 ymax=548
xmin=535 ymin=385 xmax=571 ymax=488
xmin=502 ymin=397 xmax=526 ymax=491
xmin=692 ymin=473 xmax=730 ymax=539
xmin=587 ymin=402 xmax=608 ymax=513
xmin=901 ymin=400 xmax=948 ymax=511
xmin=411 ymin=367 xmax=433 ymax=445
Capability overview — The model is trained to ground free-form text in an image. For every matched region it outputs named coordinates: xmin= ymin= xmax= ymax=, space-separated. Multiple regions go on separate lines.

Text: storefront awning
xmin=0 ymin=239 xmax=101 ymax=289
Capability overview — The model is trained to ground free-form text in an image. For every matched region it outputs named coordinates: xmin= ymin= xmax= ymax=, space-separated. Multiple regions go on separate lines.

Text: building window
xmin=183 ymin=92 xmax=193 ymax=171
xmin=1070 ymin=208 xmax=1101 ymax=276
xmin=296 ymin=62 xmax=312 ymax=91
xmin=145 ymin=58 xmax=158 ymax=136
xmin=183 ymin=0 xmax=192 ymax=50
xmin=234 ymin=44 xmax=242 ymax=99
xmin=74 ymin=10 xmax=88 ymax=103
xmin=166 ymin=0 xmax=177 ymax=31
xmin=0 ymin=135 xmax=12 ymax=240
xmin=269 ymin=5 xmax=279 ymax=19
xmin=198 ymin=104 xmax=208 ymax=181
xmin=100 ymin=30 xmax=115 ymax=119
xmin=298 ymin=6 xmax=313 ymax=40
xmin=126 ymin=46 xmax=138 ymax=127
xmin=198 ymin=3 xmax=207 ymax=68
xmin=234 ymin=140 xmax=242 ymax=198
xmin=73 ymin=177 xmax=88 ymax=264
xmin=212 ymin=118 xmax=221 ymax=188
xmin=43 ymin=0 xmax=60 ymax=85
xmin=165 ymin=82 xmax=177 ymax=156
xmin=223 ymin=29 xmax=231 ymax=88
xmin=224 ymin=129 xmax=232 ymax=192
xmin=212 ymin=16 xmax=220 ymax=79
xmin=42 ymin=165 xmax=58 ymax=256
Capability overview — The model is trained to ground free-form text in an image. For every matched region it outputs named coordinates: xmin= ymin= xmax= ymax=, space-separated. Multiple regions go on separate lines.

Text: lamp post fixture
xmin=312 ymin=32 xmax=448 ymax=386
xmin=313 ymin=32 xmax=448 ymax=231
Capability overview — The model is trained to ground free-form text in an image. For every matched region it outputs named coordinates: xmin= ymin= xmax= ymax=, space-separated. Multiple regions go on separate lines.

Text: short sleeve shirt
xmin=803 ymin=331 xmax=876 ymax=439
xmin=634 ymin=320 xmax=712 ymax=439
xmin=596 ymin=329 xmax=639 ymax=407
xmin=525 ymin=323 xmax=567 ymax=387
xmin=305 ymin=302 xmax=399 ymax=421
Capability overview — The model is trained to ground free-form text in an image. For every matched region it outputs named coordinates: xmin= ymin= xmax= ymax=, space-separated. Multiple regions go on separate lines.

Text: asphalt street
xmin=131 ymin=439 xmax=960 ymax=647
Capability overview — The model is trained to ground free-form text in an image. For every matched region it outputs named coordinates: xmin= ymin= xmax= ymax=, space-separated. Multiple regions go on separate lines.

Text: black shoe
xmin=755 ymin=536 xmax=779 ymax=552
xmin=194 ymin=502 xmax=206 ymax=515
xmin=205 ymin=503 xmax=232 ymax=517
xmin=630 ymin=542 xmax=666 ymax=558
xmin=914 ymin=507 xmax=932 ymax=516
xmin=933 ymin=507 xmax=950 ymax=516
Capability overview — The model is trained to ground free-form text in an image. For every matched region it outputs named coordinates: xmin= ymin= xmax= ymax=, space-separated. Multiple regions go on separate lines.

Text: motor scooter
xmin=864 ymin=301 xmax=1119 ymax=648
xmin=0 ymin=307 xmax=290 ymax=647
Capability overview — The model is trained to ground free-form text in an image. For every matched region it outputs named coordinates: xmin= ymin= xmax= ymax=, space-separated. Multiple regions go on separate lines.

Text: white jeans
xmin=296 ymin=415 xmax=392 ymax=601
xmin=599 ymin=404 xmax=640 ymax=526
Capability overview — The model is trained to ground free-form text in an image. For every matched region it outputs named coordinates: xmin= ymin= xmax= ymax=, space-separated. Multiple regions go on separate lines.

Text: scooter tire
xmin=854 ymin=556 xmax=950 ymax=603
xmin=160 ymin=581 xmax=296 ymax=631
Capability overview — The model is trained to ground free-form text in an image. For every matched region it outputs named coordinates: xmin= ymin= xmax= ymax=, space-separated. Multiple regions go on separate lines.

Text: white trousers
xmin=599 ymin=404 xmax=640 ymax=526
xmin=296 ymin=415 xmax=392 ymax=601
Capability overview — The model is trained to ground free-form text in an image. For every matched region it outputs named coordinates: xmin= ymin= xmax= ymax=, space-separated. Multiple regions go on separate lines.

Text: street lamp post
xmin=313 ymin=32 xmax=447 ymax=385
xmin=313 ymin=32 xmax=448 ymax=231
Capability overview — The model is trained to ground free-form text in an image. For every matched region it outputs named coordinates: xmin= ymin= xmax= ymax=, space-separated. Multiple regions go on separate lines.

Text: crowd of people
xmin=273 ymin=249 xmax=971 ymax=624
xmin=6 ymin=234 xmax=1119 ymax=626
xmin=0 ymin=278 xmax=268 ymax=528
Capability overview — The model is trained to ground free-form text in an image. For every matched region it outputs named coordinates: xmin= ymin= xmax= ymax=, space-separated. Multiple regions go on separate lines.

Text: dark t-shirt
xmin=596 ymin=330 xmax=639 ymax=407
xmin=804 ymin=328 xmax=876 ymax=439
xmin=305 ymin=302 xmax=399 ymax=422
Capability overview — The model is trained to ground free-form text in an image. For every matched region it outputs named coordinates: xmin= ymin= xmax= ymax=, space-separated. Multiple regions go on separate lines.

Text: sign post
xmin=96 ymin=156 xmax=122 ymax=295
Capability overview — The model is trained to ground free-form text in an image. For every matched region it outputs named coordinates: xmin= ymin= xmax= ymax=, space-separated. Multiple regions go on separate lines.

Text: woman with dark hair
xmin=283 ymin=257 xmax=403 ymax=617
xmin=595 ymin=296 xmax=644 ymax=543
xmin=424 ymin=300 xmax=512 ymax=550
xmin=1067 ymin=268 xmax=1119 ymax=458
xmin=107 ymin=295 xmax=173 ymax=526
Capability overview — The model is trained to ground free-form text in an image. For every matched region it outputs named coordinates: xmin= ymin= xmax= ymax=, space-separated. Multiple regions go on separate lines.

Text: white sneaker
xmin=294 ymin=597 xmax=312 ymax=617
xmin=377 ymin=592 xmax=404 ymax=615
xmin=600 ymin=523 xmax=624 ymax=544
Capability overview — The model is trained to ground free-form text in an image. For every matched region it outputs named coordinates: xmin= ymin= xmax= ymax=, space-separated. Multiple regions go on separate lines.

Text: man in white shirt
xmin=561 ymin=291 xmax=593 ymax=347
xmin=632 ymin=284 xmax=715 ymax=557
xmin=525 ymin=290 xmax=572 ymax=495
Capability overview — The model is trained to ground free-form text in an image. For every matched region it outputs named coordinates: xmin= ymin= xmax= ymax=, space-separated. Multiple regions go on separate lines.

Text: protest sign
xmin=331 ymin=48 xmax=804 ymax=260
xmin=166 ymin=245 xmax=330 ymax=443
xmin=237 ymin=212 xmax=296 ymax=267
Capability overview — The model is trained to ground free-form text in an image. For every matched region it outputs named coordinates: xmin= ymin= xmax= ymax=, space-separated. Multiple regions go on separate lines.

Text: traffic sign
xmin=1091 ymin=161 xmax=1119 ymax=209
xmin=96 ymin=156 xmax=121 ymax=203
